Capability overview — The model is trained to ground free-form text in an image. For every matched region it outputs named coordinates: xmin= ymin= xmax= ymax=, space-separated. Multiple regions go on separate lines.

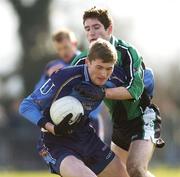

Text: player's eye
xmin=94 ymin=26 xmax=100 ymax=30
xmin=106 ymin=67 xmax=113 ymax=71
xmin=96 ymin=65 xmax=103 ymax=70
xmin=94 ymin=25 xmax=101 ymax=30
xmin=84 ymin=27 xmax=90 ymax=32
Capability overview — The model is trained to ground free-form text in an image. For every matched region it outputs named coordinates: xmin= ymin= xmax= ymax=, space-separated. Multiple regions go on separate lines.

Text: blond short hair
xmin=52 ymin=28 xmax=77 ymax=43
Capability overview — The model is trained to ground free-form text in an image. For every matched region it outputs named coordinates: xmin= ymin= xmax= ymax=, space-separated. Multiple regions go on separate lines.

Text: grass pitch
xmin=0 ymin=171 xmax=50 ymax=177
xmin=152 ymin=166 xmax=180 ymax=177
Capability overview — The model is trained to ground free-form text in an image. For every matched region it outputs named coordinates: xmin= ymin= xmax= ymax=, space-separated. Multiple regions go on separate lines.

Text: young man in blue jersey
xmin=71 ymin=7 xmax=164 ymax=177
xmin=35 ymin=28 xmax=102 ymax=141
xmin=19 ymin=39 xmax=129 ymax=177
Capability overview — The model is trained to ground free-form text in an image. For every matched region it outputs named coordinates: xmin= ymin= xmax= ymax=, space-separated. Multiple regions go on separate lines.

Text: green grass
xmin=0 ymin=167 xmax=180 ymax=177
xmin=152 ymin=166 xmax=180 ymax=177
xmin=0 ymin=171 xmax=51 ymax=177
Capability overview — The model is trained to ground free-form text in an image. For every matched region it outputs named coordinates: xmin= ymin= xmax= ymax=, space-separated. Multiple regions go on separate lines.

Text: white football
xmin=50 ymin=96 xmax=84 ymax=125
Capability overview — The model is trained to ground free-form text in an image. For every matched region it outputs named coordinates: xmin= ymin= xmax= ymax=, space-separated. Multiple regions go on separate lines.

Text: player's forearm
xmin=105 ymin=86 xmax=133 ymax=100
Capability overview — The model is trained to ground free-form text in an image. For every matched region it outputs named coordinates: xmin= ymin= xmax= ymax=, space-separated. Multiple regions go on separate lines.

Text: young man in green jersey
xmin=71 ymin=7 xmax=164 ymax=177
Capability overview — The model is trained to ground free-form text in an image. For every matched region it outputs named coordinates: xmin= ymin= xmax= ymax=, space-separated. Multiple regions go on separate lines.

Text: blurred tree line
xmin=0 ymin=0 xmax=54 ymax=170
xmin=9 ymin=0 xmax=52 ymax=95
xmin=0 ymin=0 xmax=179 ymax=170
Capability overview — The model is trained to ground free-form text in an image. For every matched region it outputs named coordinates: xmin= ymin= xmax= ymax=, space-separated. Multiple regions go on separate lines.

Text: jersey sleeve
xmin=19 ymin=77 xmax=57 ymax=126
xmin=121 ymin=46 xmax=144 ymax=100
xmin=19 ymin=69 xmax=68 ymax=126
xmin=19 ymin=95 xmax=45 ymax=125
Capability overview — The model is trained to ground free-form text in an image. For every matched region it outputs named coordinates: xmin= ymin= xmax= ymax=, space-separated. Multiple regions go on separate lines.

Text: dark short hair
xmin=83 ymin=6 xmax=112 ymax=30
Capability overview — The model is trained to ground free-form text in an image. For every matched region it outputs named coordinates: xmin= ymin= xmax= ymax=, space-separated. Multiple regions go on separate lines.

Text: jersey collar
xmin=84 ymin=64 xmax=90 ymax=82
xmin=110 ymin=35 xmax=118 ymax=47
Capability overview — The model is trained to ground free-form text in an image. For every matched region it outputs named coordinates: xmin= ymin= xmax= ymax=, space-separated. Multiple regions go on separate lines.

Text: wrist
xmin=104 ymin=88 xmax=110 ymax=98
xmin=37 ymin=117 xmax=55 ymax=134
xmin=37 ymin=117 xmax=49 ymax=128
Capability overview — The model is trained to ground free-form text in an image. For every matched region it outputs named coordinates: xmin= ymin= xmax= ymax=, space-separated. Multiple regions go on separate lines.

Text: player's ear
xmin=85 ymin=58 xmax=89 ymax=64
xmin=107 ymin=24 xmax=113 ymax=35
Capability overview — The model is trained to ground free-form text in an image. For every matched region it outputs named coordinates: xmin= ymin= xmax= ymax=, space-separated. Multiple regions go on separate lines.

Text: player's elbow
xmin=19 ymin=98 xmax=30 ymax=118
xmin=19 ymin=99 xmax=29 ymax=117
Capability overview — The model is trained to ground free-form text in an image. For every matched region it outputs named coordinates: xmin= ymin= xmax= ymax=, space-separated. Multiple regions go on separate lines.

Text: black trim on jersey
xmin=115 ymin=45 xmax=134 ymax=88
xmin=74 ymin=57 xmax=86 ymax=65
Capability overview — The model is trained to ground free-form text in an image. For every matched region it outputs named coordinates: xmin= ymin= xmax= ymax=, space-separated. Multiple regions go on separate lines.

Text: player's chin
xmin=89 ymin=39 xmax=97 ymax=43
xmin=95 ymin=79 xmax=106 ymax=86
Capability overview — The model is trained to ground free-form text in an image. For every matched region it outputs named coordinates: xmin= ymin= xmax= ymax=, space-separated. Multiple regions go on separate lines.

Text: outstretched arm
xmin=105 ymin=86 xmax=132 ymax=100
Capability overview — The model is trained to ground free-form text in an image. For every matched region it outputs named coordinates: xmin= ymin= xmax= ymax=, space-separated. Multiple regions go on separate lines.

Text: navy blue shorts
xmin=37 ymin=124 xmax=115 ymax=175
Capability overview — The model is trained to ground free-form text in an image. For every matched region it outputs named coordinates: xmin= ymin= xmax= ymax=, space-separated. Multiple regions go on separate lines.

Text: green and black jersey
xmin=71 ymin=36 xmax=144 ymax=122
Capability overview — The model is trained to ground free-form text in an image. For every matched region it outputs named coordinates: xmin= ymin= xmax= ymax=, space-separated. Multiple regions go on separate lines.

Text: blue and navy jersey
xmin=19 ymin=64 xmax=126 ymax=126
xmin=19 ymin=65 xmax=90 ymax=126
